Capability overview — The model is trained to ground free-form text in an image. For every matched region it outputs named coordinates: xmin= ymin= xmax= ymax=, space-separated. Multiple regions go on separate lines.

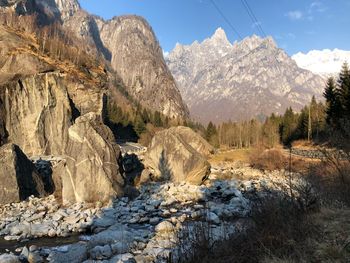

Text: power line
xmin=241 ymin=0 xmax=266 ymax=37
xmin=210 ymin=0 xmax=283 ymax=73
xmin=239 ymin=0 xmax=282 ymax=72
xmin=209 ymin=0 xmax=243 ymax=40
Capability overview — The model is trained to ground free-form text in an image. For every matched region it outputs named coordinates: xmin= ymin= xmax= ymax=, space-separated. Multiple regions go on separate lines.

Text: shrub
xmin=171 ymin=197 xmax=316 ymax=263
xmin=250 ymin=148 xmax=287 ymax=171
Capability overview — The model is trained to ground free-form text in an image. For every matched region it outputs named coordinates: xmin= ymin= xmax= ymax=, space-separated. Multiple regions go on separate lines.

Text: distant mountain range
xmin=166 ymin=28 xmax=326 ymax=124
xmin=292 ymin=49 xmax=350 ymax=78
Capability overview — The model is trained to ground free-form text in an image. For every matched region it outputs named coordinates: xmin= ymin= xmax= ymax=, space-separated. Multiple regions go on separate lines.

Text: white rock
xmin=155 ymin=221 xmax=174 ymax=233
xmin=0 ymin=254 xmax=20 ymax=263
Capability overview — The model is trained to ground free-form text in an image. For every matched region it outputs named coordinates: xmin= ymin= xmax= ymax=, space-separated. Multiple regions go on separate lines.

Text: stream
xmin=0 ymin=234 xmax=82 ymax=254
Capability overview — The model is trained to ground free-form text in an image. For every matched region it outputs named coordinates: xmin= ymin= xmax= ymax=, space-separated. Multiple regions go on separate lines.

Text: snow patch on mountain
xmin=292 ymin=49 xmax=350 ymax=77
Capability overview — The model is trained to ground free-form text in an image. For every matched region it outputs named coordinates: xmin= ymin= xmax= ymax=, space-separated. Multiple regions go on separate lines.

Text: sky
xmin=79 ymin=0 xmax=350 ymax=56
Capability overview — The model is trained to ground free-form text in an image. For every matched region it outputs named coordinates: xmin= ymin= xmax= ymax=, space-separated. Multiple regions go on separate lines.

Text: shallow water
xmin=0 ymin=234 xmax=81 ymax=254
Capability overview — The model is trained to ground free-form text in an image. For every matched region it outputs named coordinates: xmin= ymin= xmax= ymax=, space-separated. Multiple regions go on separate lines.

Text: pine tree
xmin=134 ymin=113 xmax=146 ymax=135
xmin=324 ymin=77 xmax=341 ymax=126
xmin=153 ymin=111 xmax=163 ymax=127
xmin=141 ymin=108 xmax=150 ymax=123
xmin=338 ymin=62 xmax=350 ymax=116
xmin=205 ymin=121 xmax=217 ymax=142
xmin=280 ymin=107 xmax=297 ymax=145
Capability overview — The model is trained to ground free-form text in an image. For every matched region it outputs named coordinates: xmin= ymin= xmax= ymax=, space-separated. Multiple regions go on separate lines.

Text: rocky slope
xmin=0 ymin=162 xmax=312 ymax=262
xmin=0 ymin=24 xmax=124 ymax=204
xmin=166 ymin=28 xmax=326 ymax=123
xmin=0 ymin=0 xmax=189 ymax=119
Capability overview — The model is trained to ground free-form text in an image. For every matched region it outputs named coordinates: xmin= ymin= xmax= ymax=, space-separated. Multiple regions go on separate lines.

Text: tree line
xmin=0 ymin=11 xmax=103 ymax=73
xmin=203 ymin=62 xmax=350 ymax=149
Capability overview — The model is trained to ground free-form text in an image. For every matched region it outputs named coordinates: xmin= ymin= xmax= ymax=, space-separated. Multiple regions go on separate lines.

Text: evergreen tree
xmin=134 ymin=113 xmax=146 ymax=135
xmin=338 ymin=62 xmax=350 ymax=116
xmin=205 ymin=121 xmax=217 ymax=142
xmin=141 ymin=108 xmax=150 ymax=123
xmin=280 ymin=107 xmax=297 ymax=145
xmin=153 ymin=111 xmax=163 ymax=127
xmin=324 ymin=77 xmax=342 ymax=126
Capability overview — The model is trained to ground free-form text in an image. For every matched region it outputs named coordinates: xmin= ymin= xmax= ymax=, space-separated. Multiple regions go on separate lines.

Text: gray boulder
xmin=144 ymin=127 xmax=211 ymax=185
xmin=0 ymin=144 xmax=46 ymax=204
xmin=53 ymin=113 xmax=124 ymax=204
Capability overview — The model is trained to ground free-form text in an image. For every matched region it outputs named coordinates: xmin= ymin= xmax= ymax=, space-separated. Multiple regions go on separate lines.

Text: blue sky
xmin=79 ymin=0 xmax=350 ymax=55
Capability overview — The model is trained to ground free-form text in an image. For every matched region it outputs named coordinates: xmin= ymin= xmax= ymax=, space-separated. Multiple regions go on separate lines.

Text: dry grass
xmin=291 ymin=139 xmax=317 ymax=149
xmin=172 ymin=198 xmax=350 ymax=263
xmin=209 ymin=148 xmax=252 ymax=164
xmin=249 ymin=147 xmax=287 ymax=171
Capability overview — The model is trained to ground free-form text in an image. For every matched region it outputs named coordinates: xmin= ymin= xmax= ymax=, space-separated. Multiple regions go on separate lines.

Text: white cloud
xmin=309 ymin=1 xmax=327 ymax=13
xmin=286 ymin=10 xmax=303 ymax=20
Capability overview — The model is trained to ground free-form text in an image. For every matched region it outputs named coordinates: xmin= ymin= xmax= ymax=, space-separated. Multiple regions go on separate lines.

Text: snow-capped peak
xmin=292 ymin=48 xmax=350 ymax=77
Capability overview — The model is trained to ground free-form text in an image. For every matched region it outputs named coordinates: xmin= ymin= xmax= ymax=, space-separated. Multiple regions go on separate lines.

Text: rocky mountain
xmin=292 ymin=48 xmax=350 ymax=78
xmin=0 ymin=22 xmax=124 ymax=204
xmin=0 ymin=0 xmax=189 ymax=119
xmin=166 ymin=28 xmax=326 ymax=123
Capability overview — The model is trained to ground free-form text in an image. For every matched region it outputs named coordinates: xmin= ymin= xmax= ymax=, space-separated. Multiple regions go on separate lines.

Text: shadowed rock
xmin=0 ymin=143 xmax=46 ymax=204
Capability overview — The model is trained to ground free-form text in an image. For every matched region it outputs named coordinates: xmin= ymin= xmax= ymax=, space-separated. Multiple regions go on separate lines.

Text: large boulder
xmin=170 ymin=126 xmax=214 ymax=156
xmin=144 ymin=126 xmax=211 ymax=185
xmin=53 ymin=113 xmax=124 ymax=204
xmin=0 ymin=144 xmax=46 ymax=204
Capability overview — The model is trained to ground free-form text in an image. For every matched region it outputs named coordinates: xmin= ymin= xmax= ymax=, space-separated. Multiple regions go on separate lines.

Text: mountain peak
xmin=53 ymin=0 xmax=81 ymax=19
xmin=235 ymin=34 xmax=277 ymax=50
xmin=211 ymin=27 xmax=228 ymax=41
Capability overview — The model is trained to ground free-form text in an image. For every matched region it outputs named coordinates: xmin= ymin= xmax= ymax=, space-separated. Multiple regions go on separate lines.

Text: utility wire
xmin=241 ymin=0 xmax=266 ymax=37
xmin=209 ymin=0 xmax=271 ymax=66
xmin=239 ymin=0 xmax=283 ymax=72
xmin=209 ymin=0 xmax=243 ymax=40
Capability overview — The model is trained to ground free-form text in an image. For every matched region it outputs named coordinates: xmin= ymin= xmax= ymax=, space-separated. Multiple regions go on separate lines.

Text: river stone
xmin=88 ymin=224 xmax=134 ymax=247
xmin=0 ymin=254 xmax=21 ymax=263
xmin=90 ymin=244 xmax=112 ymax=260
xmin=47 ymin=243 xmax=88 ymax=263
xmin=0 ymin=144 xmax=46 ymax=204
xmin=155 ymin=221 xmax=174 ymax=233
xmin=53 ymin=113 xmax=124 ymax=204
xmin=207 ymin=212 xmax=220 ymax=225
xmin=144 ymin=127 xmax=211 ymax=185
xmin=30 ymin=223 xmax=51 ymax=237
xmin=28 ymin=252 xmax=44 ymax=263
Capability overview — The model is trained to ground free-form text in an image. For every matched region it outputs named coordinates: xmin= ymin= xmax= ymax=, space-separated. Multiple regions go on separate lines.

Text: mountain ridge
xmin=166 ymin=28 xmax=326 ymax=124
xmin=292 ymin=48 xmax=350 ymax=77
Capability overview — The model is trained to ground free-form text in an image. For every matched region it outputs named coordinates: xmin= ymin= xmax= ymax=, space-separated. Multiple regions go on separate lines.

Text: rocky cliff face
xmin=4 ymin=0 xmax=189 ymax=119
xmin=166 ymin=28 xmax=326 ymax=123
xmin=96 ymin=15 xmax=189 ymax=119
xmin=0 ymin=25 xmax=123 ymax=203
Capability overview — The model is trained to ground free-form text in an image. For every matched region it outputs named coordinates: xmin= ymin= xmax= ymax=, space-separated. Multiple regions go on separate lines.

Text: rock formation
xmin=0 ymin=144 xmax=46 ymax=204
xmin=0 ymin=25 xmax=124 ymax=204
xmin=144 ymin=126 xmax=211 ymax=185
xmin=53 ymin=113 xmax=124 ymax=204
xmin=166 ymin=28 xmax=326 ymax=123
xmin=95 ymin=15 xmax=189 ymax=119
xmin=0 ymin=0 xmax=189 ymax=119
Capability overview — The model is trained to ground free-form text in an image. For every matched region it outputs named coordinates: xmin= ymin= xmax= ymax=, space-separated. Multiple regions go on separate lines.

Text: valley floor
xmin=0 ymin=156 xmax=349 ymax=263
